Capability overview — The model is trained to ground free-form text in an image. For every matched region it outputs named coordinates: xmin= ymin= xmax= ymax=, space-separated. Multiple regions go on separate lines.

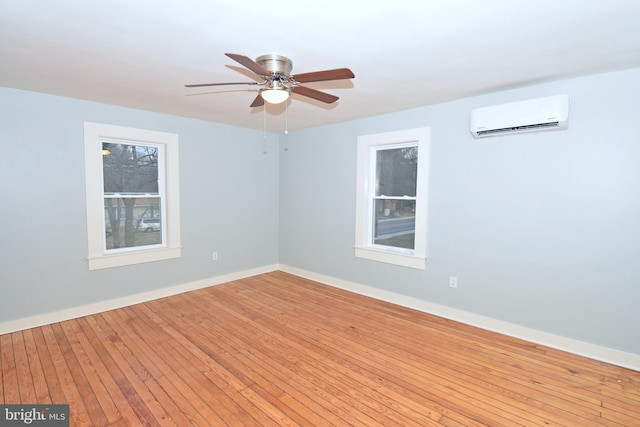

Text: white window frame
xmin=84 ymin=122 xmax=181 ymax=270
xmin=354 ymin=127 xmax=430 ymax=269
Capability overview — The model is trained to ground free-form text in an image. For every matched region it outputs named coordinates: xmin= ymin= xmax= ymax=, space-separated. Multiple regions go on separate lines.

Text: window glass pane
xmin=102 ymin=142 xmax=159 ymax=194
xmin=104 ymin=197 xmax=162 ymax=250
xmin=375 ymin=146 xmax=418 ymax=197
xmin=373 ymin=199 xmax=416 ymax=249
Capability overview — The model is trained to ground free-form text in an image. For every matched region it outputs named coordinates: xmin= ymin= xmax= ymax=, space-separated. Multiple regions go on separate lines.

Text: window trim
xmin=354 ymin=127 xmax=430 ymax=269
xmin=84 ymin=122 xmax=181 ymax=270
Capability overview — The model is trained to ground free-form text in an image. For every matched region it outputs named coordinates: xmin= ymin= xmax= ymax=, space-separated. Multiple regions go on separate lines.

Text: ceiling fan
xmin=185 ymin=53 xmax=355 ymax=107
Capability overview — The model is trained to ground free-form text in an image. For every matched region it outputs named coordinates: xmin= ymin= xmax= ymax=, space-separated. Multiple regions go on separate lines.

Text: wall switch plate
xmin=212 ymin=252 xmax=218 ymax=261
xmin=449 ymin=276 xmax=458 ymax=288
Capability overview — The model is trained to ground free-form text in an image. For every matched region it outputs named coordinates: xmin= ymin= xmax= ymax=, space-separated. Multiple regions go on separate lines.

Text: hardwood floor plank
xmin=2 ymin=271 xmax=639 ymax=426
xmin=599 ymin=404 xmax=640 ymax=427
xmin=0 ymin=333 xmax=19 ymax=404
xmin=11 ymin=332 xmax=36 ymax=403
xmin=30 ymin=327 xmax=67 ymax=405
xmin=21 ymin=329 xmax=51 ymax=403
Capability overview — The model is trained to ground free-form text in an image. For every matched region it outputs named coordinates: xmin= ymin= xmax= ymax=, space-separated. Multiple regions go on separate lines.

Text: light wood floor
xmin=1 ymin=271 xmax=639 ymax=426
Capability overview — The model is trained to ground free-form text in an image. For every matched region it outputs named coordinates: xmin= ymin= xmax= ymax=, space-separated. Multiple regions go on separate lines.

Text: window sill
xmin=88 ymin=246 xmax=181 ymax=270
xmin=354 ymin=246 xmax=426 ymax=270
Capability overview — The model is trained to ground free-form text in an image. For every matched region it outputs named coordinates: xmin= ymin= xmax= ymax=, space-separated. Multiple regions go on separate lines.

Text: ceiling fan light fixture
xmin=261 ymin=89 xmax=289 ymax=104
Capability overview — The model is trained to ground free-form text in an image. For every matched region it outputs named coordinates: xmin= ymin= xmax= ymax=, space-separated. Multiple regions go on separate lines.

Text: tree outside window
xmin=102 ymin=142 xmax=162 ymax=250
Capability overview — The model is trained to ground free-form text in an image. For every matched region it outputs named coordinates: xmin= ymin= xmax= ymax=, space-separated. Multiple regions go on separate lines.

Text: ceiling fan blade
xmin=185 ymin=82 xmax=259 ymax=88
xmin=225 ymin=53 xmax=271 ymax=76
xmin=250 ymin=93 xmax=264 ymax=108
xmin=293 ymin=68 xmax=355 ymax=83
xmin=292 ymin=86 xmax=339 ymax=104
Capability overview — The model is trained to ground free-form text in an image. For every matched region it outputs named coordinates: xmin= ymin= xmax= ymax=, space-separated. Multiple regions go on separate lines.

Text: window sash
xmin=100 ymin=139 xmax=167 ymax=253
xmin=372 ymin=198 xmax=416 ymax=252
xmin=368 ymin=143 xmax=419 ymax=251
xmin=102 ymin=196 xmax=164 ymax=253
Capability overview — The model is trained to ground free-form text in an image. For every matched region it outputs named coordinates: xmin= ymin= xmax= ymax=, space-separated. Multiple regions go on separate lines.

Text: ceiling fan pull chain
xmin=263 ymin=104 xmax=268 ymax=154
xmin=285 ymin=101 xmax=289 ymax=135
xmin=283 ymin=101 xmax=290 ymax=152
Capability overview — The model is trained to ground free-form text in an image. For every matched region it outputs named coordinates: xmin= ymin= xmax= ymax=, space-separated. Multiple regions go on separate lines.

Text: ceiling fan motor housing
xmin=256 ymin=54 xmax=293 ymax=76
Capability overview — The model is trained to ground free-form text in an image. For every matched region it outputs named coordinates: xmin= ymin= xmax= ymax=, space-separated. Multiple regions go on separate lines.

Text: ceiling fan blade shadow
xmin=250 ymin=93 xmax=264 ymax=108
xmin=185 ymin=82 xmax=259 ymax=88
xmin=226 ymin=53 xmax=270 ymax=77
xmin=293 ymin=68 xmax=354 ymax=83
xmin=292 ymin=86 xmax=339 ymax=104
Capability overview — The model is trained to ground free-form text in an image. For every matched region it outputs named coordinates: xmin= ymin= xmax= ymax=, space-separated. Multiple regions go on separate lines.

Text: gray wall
xmin=279 ymin=68 xmax=640 ymax=355
xmin=0 ymin=88 xmax=279 ymax=322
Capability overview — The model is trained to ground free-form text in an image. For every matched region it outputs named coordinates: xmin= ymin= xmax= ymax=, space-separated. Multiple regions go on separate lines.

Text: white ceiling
xmin=2 ymin=0 xmax=640 ymax=132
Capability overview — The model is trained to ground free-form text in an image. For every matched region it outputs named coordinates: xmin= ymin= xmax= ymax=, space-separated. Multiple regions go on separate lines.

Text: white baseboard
xmin=279 ymin=264 xmax=640 ymax=372
xmin=0 ymin=264 xmax=279 ymax=335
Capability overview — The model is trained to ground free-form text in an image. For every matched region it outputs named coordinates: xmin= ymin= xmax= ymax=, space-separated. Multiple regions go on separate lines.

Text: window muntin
xmin=355 ymin=127 xmax=429 ymax=269
xmin=84 ymin=122 xmax=181 ymax=270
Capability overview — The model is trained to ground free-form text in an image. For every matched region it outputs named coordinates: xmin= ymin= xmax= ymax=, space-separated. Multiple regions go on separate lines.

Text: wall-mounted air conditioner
xmin=470 ymin=95 xmax=569 ymax=139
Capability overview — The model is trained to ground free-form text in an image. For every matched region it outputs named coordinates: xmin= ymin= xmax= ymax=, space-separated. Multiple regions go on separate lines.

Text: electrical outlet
xmin=449 ymin=276 xmax=458 ymax=288
xmin=212 ymin=252 xmax=218 ymax=261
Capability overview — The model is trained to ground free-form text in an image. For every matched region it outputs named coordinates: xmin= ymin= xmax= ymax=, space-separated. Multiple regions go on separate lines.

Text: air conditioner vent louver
xmin=475 ymin=121 xmax=560 ymax=136
xmin=470 ymin=95 xmax=569 ymax=139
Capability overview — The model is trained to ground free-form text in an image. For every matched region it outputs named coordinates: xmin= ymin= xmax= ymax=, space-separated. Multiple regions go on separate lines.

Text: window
xmin=84 ymin=122 xmax=181 ymax=270
xmin=354 ymin=127 xmax=429 ymax=269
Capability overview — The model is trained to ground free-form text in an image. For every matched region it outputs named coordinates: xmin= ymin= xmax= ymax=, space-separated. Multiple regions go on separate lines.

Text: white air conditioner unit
xmin=470 ymin=95 xmax=569 ymax=139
